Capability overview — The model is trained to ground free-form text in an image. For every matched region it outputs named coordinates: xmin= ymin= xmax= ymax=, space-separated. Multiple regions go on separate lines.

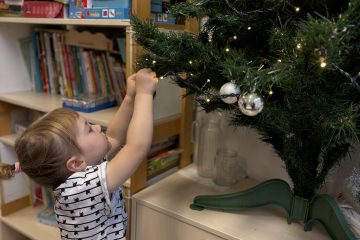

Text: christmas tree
xmin=131 ymin=0 xmax=360 ymax=200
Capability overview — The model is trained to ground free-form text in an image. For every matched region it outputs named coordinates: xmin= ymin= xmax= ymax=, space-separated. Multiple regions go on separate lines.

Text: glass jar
xmin=213 ymin=148 xmax=247 ymax=186
xmin=197 ymin=112 xmax=221 ymax=178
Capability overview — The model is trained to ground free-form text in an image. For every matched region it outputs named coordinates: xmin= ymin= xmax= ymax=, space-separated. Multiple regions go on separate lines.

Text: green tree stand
xmin=190 ymin=179 xmax=356 ymax=240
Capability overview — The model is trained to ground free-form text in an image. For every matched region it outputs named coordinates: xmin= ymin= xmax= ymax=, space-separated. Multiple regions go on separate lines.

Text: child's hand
xmin=126 ymin=73 xmax=136 ymax=99
xmin=135 ymin=68 xmax=158 ymax=95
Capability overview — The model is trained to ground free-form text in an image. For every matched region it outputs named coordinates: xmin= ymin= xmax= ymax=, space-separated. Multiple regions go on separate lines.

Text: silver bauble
xmin=219 ymin=82 xmax=240 ymax=104
xmin=238 ymin=93 xmax=264 ymax=116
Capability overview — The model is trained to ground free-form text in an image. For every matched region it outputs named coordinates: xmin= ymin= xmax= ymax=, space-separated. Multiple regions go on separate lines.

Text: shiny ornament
xmin=219 ymin=82 xmax=240 ymax=104
xmin=238 ymin=93 xmax=264 ymax=116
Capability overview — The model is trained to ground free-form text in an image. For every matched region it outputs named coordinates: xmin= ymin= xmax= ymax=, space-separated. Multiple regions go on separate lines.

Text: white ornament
xmin=219 ymin=82 xmax=240 ymax=104
xmin=238 ymin=93 xmax=264 ymax=116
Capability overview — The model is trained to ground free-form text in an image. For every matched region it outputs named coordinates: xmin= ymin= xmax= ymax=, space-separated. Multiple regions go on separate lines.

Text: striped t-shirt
xmin=53 ymin=161 xmax=128 ymax=240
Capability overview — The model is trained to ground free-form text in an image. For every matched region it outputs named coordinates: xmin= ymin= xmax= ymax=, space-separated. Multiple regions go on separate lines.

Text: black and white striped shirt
xmin=54 ymin=161 xmax=127 ymax=240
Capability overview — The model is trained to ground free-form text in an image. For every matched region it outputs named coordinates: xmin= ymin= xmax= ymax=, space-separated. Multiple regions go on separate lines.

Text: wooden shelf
xmin=155 ymin=23 xmax=185 ymax=30
xmin=0 ymin=134 xmax=17 ymax=147
xmin=0 ymin=17 xmax=130 ymax=27
xmin=0 ymin=206 xmax=60 ymax=240
xmin=0 ymin=91 xmax=180 ymax=127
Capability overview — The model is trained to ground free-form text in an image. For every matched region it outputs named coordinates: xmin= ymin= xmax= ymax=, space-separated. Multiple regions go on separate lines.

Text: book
xmin=19 ymin=36 xmax=35 ymax=91
xmin=96 ymin=54 xmax=108 ymax=96
xmin=38 ymin=31 xmax=49 ymax=93
xmin=31 ymin=31 xmax=43 ymax=93
xmin=106 ymin=53 xmax=123 ymax=105
xmin=147 ymin=148 xmax=183 ymax=178
xmin=37 ymin=187 xmax=57 ymax=227
xmin=81 ymin=50 xmax=95 ymax=95
xmin=43 ymin=32 xmax=57 ymax=94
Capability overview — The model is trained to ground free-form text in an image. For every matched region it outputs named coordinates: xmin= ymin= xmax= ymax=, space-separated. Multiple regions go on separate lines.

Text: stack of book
xmin=19 ymin=29 xmax=127 ymax=112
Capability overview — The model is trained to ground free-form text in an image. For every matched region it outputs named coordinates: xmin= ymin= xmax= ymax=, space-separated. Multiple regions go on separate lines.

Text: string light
xmin=296 ymin=43 xmax=302 ymax=49
xmin=278 ymin=59 xmax=282 ymax=63
xmin=295 ymin=7 xmax=300 ymax=12
xmin=320 ymin=57 xmax=327 ymax=68
xmin=152 ymin=60 xmax=156 ymax=64
xmin=247 ymin=26 xmax=252 ymax=30
xmin=206 ymin=98 xmax=211 ymax=102
xmin=269 ymin=90 xmax=273 ymax=95
xmin=225 ymin=48 xmax=230 ymax=52
xmin=189 ymin=60 xmax=193 ymax=64
xmin=207 ymin=79 xmax=211 ymax=83
xmin=160 ymin=76 xmax=164 ymax=80
xmin=233 ymin=35 xmax=237 ymax=40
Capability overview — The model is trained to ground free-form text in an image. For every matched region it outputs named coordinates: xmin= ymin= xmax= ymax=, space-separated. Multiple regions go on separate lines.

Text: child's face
xmin=76 ymin=116 xmax=110 ymax=166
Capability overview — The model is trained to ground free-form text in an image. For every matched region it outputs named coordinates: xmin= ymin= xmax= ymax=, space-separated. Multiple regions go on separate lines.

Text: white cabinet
xmin=131 ymin=164 xmax=331 ymax=240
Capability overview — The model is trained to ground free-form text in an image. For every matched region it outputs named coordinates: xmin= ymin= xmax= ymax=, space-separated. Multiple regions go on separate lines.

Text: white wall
xmin=194 ymin=107 xmax=360 ymax=198
xmin=0 ymin=23 xmax=32 ymax=93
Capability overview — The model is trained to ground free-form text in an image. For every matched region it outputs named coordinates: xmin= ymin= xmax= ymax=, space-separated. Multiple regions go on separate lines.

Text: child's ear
xmin=66 ymin=156 xmax=86 ymax=172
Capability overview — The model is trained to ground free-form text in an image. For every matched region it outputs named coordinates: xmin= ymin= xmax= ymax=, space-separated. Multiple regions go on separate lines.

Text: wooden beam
xmin=0 ymin=102 xmax=16 ymax=136
xmin=178 ymin=91 xmax=194 ymax=168
xmin=1 ymin=196 xmax=30 ymax=217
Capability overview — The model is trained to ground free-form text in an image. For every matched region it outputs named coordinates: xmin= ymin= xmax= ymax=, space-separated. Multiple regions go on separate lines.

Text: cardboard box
xmin=69 ymin=0 xmax=130 ymax=19
xmin=92 ymin=0 xmax=130 ymax=8
xmin=147 ymin=149 xmax=182 ymax=177
xmin=151 ymin=12 xmax=175 ymax=24
xmin=23 ymin=1 xmax=66 ymax=18
xmin=83 ymin=7 xmax=130 ymax=19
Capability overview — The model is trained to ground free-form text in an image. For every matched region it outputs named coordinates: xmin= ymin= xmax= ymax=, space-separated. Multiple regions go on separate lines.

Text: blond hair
xmin=15 ymin=108 xmax=82 ymax=188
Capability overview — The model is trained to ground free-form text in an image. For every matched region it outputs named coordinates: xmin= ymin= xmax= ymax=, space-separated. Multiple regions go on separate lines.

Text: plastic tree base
xmin=190 ymin=179 xmax=356 ymax=240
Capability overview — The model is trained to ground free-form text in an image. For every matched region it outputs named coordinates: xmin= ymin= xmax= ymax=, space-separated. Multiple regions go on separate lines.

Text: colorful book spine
xmin=43 ymin=32 xmax=56 ymax=94
xmin=97 ymin=55 xmax=109 ymax=96
xmin=38 ymin=31 xmax=49 ymax=93
xmin=81 ymin=50 xmax=95 ymax=95
xmin=71 ymin=46 xmax=84 ymax=96
xmin=31 ymin=31 xmax=43 ymax=93
xmin=89 ymin=51 xmax=100 ymax=95
xmin=52 ymin=32 xmax=65 ymax=96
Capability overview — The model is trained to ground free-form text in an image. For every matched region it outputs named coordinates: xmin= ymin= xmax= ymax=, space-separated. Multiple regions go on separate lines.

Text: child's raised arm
xmin=106 ymin=73 xmax=136 ymax=159
xmin=106 ymin=68 xmax=158 ymax=193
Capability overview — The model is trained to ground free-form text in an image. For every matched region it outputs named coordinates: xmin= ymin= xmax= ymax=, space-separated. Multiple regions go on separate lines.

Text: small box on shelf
xmin=62 ymin=94 xmax=117 ymax=113
xmin=23 ymin=1 xmax=67 ymax=18
xmin=147 ymin=148 xmax=182 ymax=179
xmin=69 ymin=0 xmax=131 ymax=19
xmin=0 ymin=0 xmax=23 ymax=17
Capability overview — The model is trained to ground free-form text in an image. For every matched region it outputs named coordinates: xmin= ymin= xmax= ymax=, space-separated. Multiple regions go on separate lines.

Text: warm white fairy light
xmin=319 ymin=57 xmax=327 ymax=68
xmin=233 ymin=35 xmax=237 ymax=40
xmin=295 ymin=7 xmax=300 ymax=12
xmin=247 ymin=26 xmax=252 ymax=30
xmin=152 ymin=60 xmax=156 ymax=64
xmin=225 ymin=48 xmax=230 ymax=52
xmin=207 ymin=79 xmax=211 ymax=83
xmin=269 ymin=90 xmax=273 ymax=95
xmin=190 ymin=73 xmax=194 ymax=76
xmin=296 ymin=43 xmax=302 ymax=49
xmin=206 ymin=98 xmax=211 ymax=102
xmin=189 ymin=60 xmax=193 ymax=64
xmin=160 ymin=76 xmax=164 ymax=80
xmin=278 ymin=59 xmax=282 ymax=62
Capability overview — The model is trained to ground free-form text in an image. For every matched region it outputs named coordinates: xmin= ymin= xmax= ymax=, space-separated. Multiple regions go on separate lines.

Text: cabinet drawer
xmin=133 ymin=204 xmax=225 ymax=240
